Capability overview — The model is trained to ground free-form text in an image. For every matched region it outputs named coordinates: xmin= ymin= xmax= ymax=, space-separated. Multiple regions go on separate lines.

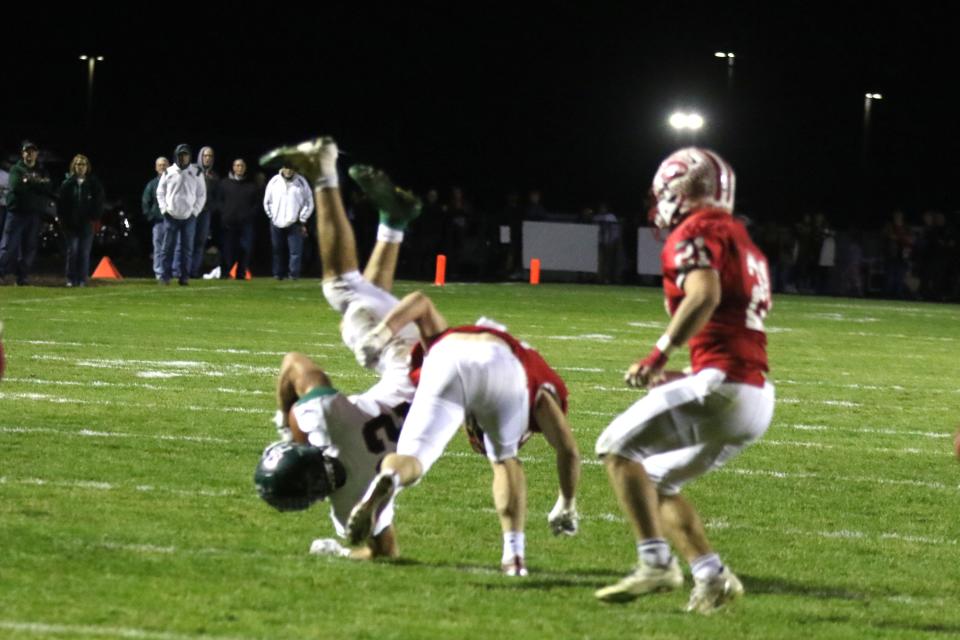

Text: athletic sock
xmin=690 ymin=553 xmax=723 ymax=581
xmin=637 ymin=538 xmax=672 ymax=568
xmin=377 ymin=223 xmax=404 ymax=244
xmin=502 ymin=531 xmax=525 ymax=563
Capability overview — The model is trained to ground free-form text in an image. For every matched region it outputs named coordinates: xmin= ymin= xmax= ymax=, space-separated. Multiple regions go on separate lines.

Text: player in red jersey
xmin=594 ymin=148 xmax=774 ymax=614
xmin=345 ymin=291 xmax=581 ymax=576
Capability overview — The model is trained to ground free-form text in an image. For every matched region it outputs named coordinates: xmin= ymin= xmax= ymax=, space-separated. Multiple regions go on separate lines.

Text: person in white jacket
xmin=156 ymin=143 xmax=206 ymax=285
xmin=263 ymin=160 xmax=314 ymax=280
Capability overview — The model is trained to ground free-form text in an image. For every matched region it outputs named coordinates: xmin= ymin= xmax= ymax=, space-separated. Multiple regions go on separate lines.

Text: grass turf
xmin=1 ymin=279 xmax=959 ymax=639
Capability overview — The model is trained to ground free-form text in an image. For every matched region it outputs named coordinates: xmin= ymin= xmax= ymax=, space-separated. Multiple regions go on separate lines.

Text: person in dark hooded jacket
xmin=57 ymin=153 xmax=104 ymax=287
xmin=219 ymin=158 xmax=260 ymax=279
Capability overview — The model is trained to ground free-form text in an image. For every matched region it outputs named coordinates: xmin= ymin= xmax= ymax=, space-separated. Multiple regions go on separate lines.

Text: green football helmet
xmin=254 ymin=441 xmax=343 ymax=512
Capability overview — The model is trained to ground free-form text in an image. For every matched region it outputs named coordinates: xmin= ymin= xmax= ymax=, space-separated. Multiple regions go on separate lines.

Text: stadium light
xmin=669 ymin=111 xmax=704 ymax=131
xmin=865 ymin=93 xmax=883 ymax=100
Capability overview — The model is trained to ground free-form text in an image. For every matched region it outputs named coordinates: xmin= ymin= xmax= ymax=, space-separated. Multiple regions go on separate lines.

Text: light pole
xmin=79 ymin=55 xmax=105 ymax=129
xmin=714 ymin=51 xmax=735 ymax=92
xmin=862 ymin=92 xmax=882 ymax=162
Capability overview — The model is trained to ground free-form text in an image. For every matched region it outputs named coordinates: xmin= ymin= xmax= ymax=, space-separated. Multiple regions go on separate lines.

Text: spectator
xmin=881 ymin=209 xmax=913 ymax=299
xmin=157 ymin=143 xmax=206 ymax=286
xmin=594 ymin=202 xmax=623 ymax=284
xmin=190 ymin=146 xmax=220 ymax=278
xmin=813 ymin=213 xmax=835 ymax=294
xmin=525 ymin=189 xmax=548 ymax=220
xmin=141 ymin=157 xmax=169 ymax=280
xmin=793 ymin=213 xmax=818 ymax=293
xmin=219 ymin=158 xmax=260 ymax=280
xmin=0 ymin=159 xmax=10 ymax=239
xmin=0 ymin=141 xmax=53 ymax=286
xmin=493 ymin=191 xmax=523 ymax=279
xmin=57 ymin=154 xmax=105 ymax=287
xmin=263 ymin=160 xmax=313 ymax=280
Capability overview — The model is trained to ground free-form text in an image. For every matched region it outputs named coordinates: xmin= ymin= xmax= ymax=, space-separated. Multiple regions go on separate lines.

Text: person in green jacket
xmin=141 ymin=157 xmax=169 ymax=279
xmin=0 ymin=140 xmax=53 ymax=286
xmin=57 ymin=154 xmax=105 ymax=287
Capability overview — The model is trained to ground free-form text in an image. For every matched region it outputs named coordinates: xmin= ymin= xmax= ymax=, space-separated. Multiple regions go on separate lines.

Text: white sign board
xmin=522 ymin=221 xmax=599 ymax=272
xmin=636 ymin=227 xmax=664 ymax=275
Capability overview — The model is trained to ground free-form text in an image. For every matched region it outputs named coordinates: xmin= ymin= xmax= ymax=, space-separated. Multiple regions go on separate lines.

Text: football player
xmin=593 ymin=148 xmax=774 ymax=614
xmin=254 ymin=137 xmax=422 ymax=559
xmin=346 ymin=290 xmax=581 ymax=576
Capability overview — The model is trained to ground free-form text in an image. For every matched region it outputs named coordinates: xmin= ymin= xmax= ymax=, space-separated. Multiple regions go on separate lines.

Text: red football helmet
xmin=651 ymin=147 xmax=735 ymax=230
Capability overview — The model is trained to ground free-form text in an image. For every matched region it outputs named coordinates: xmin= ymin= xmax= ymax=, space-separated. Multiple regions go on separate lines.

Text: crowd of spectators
xmin=3 ymin=139 xmax=959 ymax=302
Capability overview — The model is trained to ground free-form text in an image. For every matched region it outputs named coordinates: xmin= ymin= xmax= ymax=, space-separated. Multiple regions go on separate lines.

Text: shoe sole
xmin=595 ymin=581 xmax=678 ymax=603
xmin=346 ymin=474 xmax=395 ymax=545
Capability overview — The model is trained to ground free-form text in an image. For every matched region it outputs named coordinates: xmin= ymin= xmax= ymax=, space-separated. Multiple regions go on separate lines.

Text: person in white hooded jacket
xmin=263 ymin=160 xmax=314 ymax=279
xmin=156 ymin=143 xmax=206 ymax=285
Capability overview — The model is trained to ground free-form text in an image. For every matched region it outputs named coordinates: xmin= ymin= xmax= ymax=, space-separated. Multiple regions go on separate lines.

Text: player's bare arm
xmin=626 ymin=268 xmax=721 ymax=388
xmin=355 ymin=291 xmax=448 ymax=367
xmin=534 ymin=389 xmax=582 ymax=535
xmin=276 ymin=352 xmax=333 ymax=442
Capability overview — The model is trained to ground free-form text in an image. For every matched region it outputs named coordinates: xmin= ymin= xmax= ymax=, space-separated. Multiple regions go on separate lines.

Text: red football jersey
xmin=409 ymin=325 xmax=569 ymax=431
xmin=661 ymin=208 xmax=772 ymax=385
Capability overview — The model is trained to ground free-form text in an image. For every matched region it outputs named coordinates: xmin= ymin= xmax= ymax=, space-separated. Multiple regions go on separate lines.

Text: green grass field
xmin=2 ymin=279 xmax=959 ymax=639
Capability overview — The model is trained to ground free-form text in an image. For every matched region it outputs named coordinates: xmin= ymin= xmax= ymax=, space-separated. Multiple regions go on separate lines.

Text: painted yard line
xmin=0 ymin=476 xmax=239 ymax=498
xmin=726 ymin=467 xmax=955 ymax=491
xmin=3 ymin=377 xmax=270 ymax=396
xmin=762 ymin=439 xmax=946 ymax=456
xmin=777 ymin=397 xmax=862 ymax=407
xmin=845 ymin=330 xmax=956 ymax=343
xmin=777 ymin=379 xmax=908 ymax=392
xmin=781 ymin=423 xmax=950 ymax=440
xmin=9 ymin=338 xmax=338 ymax=353
xmin=588 ymin=513 xmax=958 ymax=547
xmin=31 ymin=355 xmax=277 ymax=376
xmin=3 ymin=285 xmax=237 ymax=306
xmin=0 ymin=426 xmax=234 ymax=444
xmin=0 ymin=620 xmax=256 ymax=640
xmin=557 ymin=366 xmax=606 ymax=373
xmin=0 ymin=392 xmax=267 ymax=415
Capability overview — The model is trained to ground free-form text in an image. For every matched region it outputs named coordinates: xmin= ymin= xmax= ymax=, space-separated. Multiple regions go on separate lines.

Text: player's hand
xmin=547 ymin=495 xmax=579 ymax=536
xmin=624 ymin=348 xmax=669 ymax=389
xmin=354 ymin=322 xmax=393 ymax=369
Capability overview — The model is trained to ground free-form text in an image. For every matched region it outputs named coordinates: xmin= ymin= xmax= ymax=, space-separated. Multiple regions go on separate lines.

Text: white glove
xmin=547 ymin=494 xmax=579 ymax=537
xmin=309 ymin=538 xmax=351 ymax=557
xmin=354 ymin=322 xmax=393 ymax=369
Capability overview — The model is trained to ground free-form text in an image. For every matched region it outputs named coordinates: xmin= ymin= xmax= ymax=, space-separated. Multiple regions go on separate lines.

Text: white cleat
xmin=501 ymin=555 xmax=528 ymax=577
xmin=547 ymin=500 xmax=579 ymax=536
xmin=309 ymin=538 xmax=351 ymax=558
xmin=595 ymin=557 xmax=683 ymax=603
xmin=346 ymin=471 xmax=396 ymax=545
xmin=686 ymin=568 xmax=744 ymax=615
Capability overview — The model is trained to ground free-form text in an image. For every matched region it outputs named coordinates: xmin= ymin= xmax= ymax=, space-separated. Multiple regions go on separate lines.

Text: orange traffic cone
xmin=91 ymin=257 xmax=123 ymax=280
xmin=229 ymin=263 xmax=252 ymax=280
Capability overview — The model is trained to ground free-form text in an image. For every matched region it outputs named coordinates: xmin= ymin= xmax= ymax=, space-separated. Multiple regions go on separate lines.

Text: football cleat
xmin=595 ymin=557 xmax=683 ymax=603
xmin=348 ymin=164 xmax=421 ymax=230
xmin=501 ymin=555 xmax=528 ymax=577
xmin=309 ymin=538 xmax=351 ymax=558
xmin=259 ymin=136 xmax=338 ymax=185
xmin=547 ymin=496 xmax=579 ymax=536
xmin=346 ymin=470 xmax=397 ymax=545
xmin=686 ymin=567 xmax=744 ymax=615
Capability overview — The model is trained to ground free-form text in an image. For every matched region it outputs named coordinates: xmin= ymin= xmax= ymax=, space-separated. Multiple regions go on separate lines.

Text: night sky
xmin=6 ymin=3 xmax=957 ymax=227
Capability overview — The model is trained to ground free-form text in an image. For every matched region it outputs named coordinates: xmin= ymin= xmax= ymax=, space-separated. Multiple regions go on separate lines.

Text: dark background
xmin=5 ymin=2 xmax=957 ymax=227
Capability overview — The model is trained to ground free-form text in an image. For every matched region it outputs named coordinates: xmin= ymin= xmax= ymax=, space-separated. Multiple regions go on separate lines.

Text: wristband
xmin=655 ymin=333 xmax=675 ymax=355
